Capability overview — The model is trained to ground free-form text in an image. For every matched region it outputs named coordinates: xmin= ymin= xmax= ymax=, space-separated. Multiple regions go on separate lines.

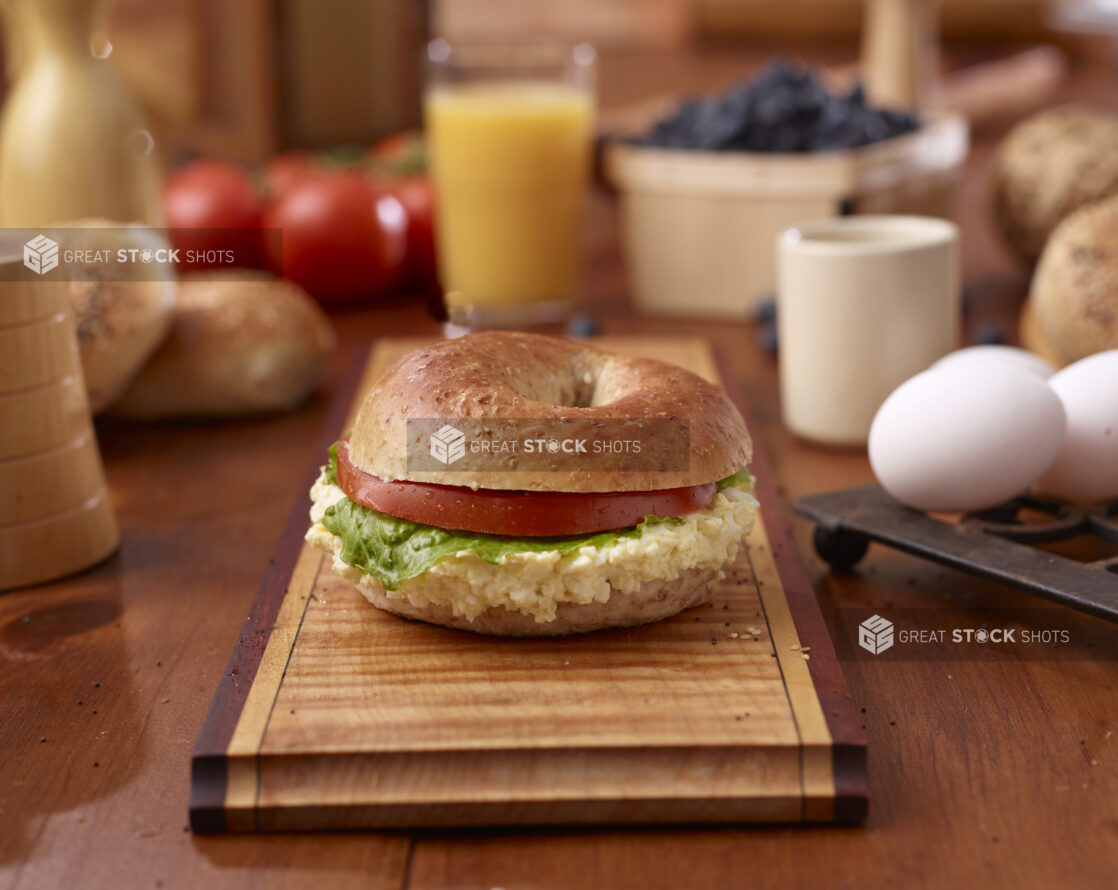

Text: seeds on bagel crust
xmin=347 ymin=331 xmax=752 ymax=492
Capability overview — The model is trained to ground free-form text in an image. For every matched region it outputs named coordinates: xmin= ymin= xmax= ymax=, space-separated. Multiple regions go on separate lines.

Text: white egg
xmin=869 ymin=365 xmax=1066 ymax=512
xmin=1033 ymin=350 xmax=1118 ymax=503
xmin=932 ymin=345 xmax=1055 ymax=378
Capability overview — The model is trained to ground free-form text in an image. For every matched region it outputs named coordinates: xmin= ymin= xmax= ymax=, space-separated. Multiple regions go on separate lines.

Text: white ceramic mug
xmin=777 ymin=215 xmax=960 ymax=446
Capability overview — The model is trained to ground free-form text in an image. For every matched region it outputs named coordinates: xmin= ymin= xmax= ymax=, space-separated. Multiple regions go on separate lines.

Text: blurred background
xmin=28 ymin=0 xmax=1114 ymax=162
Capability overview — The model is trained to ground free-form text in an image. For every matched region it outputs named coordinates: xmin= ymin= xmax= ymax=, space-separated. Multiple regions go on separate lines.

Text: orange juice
xmin=426 ymin=82 xmax=594 ymax=314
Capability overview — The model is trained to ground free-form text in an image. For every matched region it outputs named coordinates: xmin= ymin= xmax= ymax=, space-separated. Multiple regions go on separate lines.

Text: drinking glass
xmin=425 ymin=40 xmax=596 ymax=330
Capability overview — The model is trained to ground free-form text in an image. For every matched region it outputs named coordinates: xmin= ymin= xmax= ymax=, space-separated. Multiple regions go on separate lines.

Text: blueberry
xmin=755 ymin=297 xmax=776 ymax=324
xmin=760 ymin=321 xmax=778 ymax=356
xmin=974 ymin=323 xmax=1005 ymax=345
xmin=863 ymin=113 xmax=890 ymax=145
xmin=636 ymin=58 xmax=919 ymax=154
xmin=566 ymin=313 xmax=599 ymax=337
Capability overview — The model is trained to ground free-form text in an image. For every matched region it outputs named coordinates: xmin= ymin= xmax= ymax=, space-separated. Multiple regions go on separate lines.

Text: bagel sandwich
xmin=305 ymin=332 xmax=759 ymax=636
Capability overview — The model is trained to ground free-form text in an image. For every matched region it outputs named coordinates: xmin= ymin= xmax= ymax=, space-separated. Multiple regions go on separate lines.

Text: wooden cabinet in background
xmin=107 ymin=0 xmax=428 ymax=163
xmin=98 ymin=0 xmax=1074 ymax=165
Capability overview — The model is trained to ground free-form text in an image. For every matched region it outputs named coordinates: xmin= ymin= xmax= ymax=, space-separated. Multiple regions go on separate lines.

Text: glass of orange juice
xmin=425 ymin=40 xmax=596 ymax=330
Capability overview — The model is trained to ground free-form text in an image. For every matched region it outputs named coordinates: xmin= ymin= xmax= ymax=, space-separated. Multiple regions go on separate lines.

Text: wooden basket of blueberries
xmin=603 ymin=61 xmax=968 ymax=318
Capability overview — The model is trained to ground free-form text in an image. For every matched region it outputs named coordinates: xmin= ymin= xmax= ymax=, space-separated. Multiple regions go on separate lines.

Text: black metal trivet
xmin=793 ymin=485 xmax=1118 ymax=625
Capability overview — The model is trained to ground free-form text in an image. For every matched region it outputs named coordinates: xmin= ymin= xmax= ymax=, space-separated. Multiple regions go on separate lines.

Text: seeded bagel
xmin=1027 ymin=196 xmax=1118 ymax=364
xmin=347 ymin=332 xmax=752 ymax=492
xmin=306 ymin=333 xmax=758 ymax=635
xmin=992 ymin=105 xmax=1118 ymax=264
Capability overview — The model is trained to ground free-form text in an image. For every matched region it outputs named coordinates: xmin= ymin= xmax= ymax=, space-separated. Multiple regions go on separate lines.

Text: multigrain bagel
xmin=306 ymin=332 xmax=759 ymax=636
xmin=110 ymin=272 xmax=335 ymax=418
xmin=348 ymin=332 xmax=752 ymax=492
xmin=1026 ymin=196 xmax=1118 ymax=365
xmin=350 ymin=567 xmax=722 ymax=636
xmin=991 ymin=105 xmax=1118 ymax=264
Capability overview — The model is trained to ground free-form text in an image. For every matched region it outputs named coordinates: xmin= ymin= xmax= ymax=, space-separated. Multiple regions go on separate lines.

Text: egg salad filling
xmin=306 ymin=462 xmax=758 ymax=624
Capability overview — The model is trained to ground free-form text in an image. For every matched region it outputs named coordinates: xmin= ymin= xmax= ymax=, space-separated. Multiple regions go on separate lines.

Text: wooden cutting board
xmin=190 ymin=336 xmax=867 ymax=832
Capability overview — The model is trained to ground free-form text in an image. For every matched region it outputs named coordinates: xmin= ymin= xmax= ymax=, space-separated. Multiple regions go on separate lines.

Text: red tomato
xmin=263 ymin=152 xmax=317 ymax=198
xmin=335 ymin=441 xmax=716 ymax=537
xmin=387 ymin=174 xmax=437 ymax=288
xmin=164 ymin=160 xmax=264 ymax=269
xmin=262 ymin=171 xmax=407 ymax=306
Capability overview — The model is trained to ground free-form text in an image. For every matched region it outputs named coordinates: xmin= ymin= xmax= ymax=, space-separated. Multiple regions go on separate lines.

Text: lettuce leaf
xmin=717 ymin=465 xmax=754 ymax=492
xmin=324 ymin=441 xmax=340 ymax=485
xmin=319 ymin=443 xmax=752 ymax=591
xmin=322 ymin=498 xmax=683 ymax=590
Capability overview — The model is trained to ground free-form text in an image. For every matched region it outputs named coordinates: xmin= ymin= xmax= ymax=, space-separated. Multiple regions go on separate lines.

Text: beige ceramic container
xmin=0 ymin=260 xmax=118 ymax=589
xmin=605 ymin=115 xmax=967 ymax=317
xmin=777 ymin=215 xmax=960 ymax=446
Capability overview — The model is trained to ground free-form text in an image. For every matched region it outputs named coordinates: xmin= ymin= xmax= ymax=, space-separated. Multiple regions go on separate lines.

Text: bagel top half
xmin=347 ymin=332 xmax=752 ymax=492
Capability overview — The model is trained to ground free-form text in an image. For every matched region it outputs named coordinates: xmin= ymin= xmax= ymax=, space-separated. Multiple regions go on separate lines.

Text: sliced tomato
xmin=336 ymin=441 xmax=715 ymax=537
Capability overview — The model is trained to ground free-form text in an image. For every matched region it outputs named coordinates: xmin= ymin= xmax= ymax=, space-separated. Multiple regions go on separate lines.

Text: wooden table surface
xmin=3 ymin=47 xmax=1117 ymax=890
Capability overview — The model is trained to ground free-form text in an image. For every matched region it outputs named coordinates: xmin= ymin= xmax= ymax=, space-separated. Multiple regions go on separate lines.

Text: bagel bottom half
xmin=305 ymin=469 xmax=759 ymax=637
xmin=356 ymin=567 xmax=721 ymax=636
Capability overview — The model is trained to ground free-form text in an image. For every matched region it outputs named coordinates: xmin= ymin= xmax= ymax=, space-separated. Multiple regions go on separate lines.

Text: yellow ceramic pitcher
xmin=0 ymin=0 xmax=162 ymax=226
